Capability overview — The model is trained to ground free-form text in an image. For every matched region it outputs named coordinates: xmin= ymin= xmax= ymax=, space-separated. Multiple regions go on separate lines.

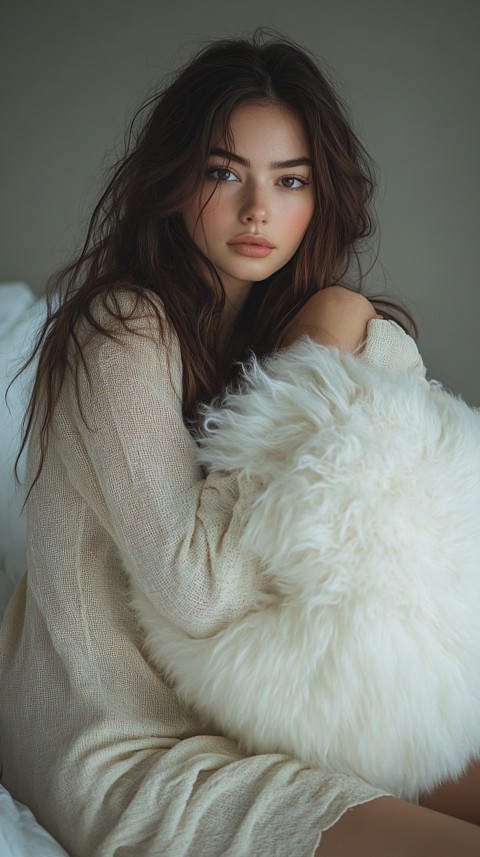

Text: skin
xmin=184 ymin=100 xmax=480 ymax=853
xmin=317 ymin=794 xmax=480 ymax=856
xmin=282 ymin=285 xmax=380 ymax=351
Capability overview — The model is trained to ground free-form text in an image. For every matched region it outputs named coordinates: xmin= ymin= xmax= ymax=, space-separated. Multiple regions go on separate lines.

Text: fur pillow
xmin=138 ymin=339 xmax=480 ymax=800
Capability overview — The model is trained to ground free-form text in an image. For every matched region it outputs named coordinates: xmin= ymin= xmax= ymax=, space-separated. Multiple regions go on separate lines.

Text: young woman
xmin=0 ymin=33 xmax=479 ymax=857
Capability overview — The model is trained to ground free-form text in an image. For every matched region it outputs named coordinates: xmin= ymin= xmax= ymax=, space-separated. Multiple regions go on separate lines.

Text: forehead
xmin=212 ymin=102 xmax=311 ymax=161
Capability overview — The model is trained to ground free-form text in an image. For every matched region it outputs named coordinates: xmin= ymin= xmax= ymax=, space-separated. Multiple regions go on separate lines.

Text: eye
xmin=278 ymin=176 xmax=309 ymax=189
xmin=208 ymin=167 xmax=237 ymax=182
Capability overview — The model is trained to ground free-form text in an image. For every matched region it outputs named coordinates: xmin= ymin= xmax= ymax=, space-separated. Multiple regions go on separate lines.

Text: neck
xmin=219 ymin=282 xmax=252 ymax=352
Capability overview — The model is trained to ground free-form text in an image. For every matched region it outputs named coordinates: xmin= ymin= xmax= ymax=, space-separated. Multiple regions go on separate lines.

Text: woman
xmin=0 ymin=32 xmax=479 ymax=857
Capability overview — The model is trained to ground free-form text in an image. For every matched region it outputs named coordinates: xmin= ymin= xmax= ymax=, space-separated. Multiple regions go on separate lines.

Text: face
xmin=182 ymin=102 xmax=315 ymax=307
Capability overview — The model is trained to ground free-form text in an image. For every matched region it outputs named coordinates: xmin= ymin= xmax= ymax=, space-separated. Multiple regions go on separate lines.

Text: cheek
xmin=194 ymin=193 xmax=230 ymax=236
xmin=281 ymin=200 xmax=315 ymax=245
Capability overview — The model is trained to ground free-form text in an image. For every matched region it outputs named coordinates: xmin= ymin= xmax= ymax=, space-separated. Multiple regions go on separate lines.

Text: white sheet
xmin=0 ymin=785 xmax=69 ymax=857
xmin=0 ymin=282 xmax=48 ymax=619
xmin=0 ymin=284 xmax=69 ymax=854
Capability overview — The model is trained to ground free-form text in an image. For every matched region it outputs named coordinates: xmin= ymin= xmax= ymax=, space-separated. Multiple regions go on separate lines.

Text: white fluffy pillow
xmin=135 ymin=340 xmax=480 ymax=800
xmin=0 ymin=283 xmax=48 ymax=619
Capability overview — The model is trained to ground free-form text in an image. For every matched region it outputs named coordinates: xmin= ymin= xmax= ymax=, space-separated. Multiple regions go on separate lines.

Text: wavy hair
xmin=17 ymin=30 xmax=416 ymax=488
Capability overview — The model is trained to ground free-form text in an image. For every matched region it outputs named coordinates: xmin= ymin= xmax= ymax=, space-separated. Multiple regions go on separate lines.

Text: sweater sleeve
xmin=56 ymin=305 xmax=260 ymax=639
xmin=358 ymin=318 xmax=428 ymax=378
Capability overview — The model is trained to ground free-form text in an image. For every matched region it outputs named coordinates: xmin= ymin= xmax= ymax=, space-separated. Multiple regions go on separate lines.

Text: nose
xmin=238 ymin=182 xmax=270 ymax=224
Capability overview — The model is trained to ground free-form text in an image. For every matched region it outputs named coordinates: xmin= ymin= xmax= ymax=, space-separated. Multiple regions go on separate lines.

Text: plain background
xmin=1 ymin=0 xmax=479 ymax=404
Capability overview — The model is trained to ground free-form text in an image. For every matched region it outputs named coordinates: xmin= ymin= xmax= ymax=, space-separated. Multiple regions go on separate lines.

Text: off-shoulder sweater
xmin=0 ymin=295 xmax=426 ymax=857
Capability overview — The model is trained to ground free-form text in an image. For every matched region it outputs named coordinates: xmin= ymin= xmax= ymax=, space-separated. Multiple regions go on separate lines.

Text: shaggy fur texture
xmin=134 ymin=339 xmax=480 ymax=800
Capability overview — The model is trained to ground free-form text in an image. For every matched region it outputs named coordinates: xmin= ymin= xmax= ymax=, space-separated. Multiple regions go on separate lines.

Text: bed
xmin=0 ymin=282 xmax=70 ymax=856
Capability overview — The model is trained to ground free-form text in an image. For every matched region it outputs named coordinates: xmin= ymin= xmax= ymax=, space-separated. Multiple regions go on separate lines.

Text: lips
xmin=227 ymin=234 xmax=275 ymax=258
xmin=227 ymin=234 xmax=275 ymax=248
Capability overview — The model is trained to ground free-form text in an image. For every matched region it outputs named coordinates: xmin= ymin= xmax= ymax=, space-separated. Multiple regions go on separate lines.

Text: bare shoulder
xmin=321 ymin=284 xmax=373 ymax=302
xmin=282 ymin=286 xmax=380 ymax=351
xmin=300 ymin=286 xmax=377 ymax=321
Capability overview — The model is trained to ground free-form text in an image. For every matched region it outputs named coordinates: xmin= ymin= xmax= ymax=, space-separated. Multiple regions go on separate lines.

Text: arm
xmin=56 ymin=303 xmax=261 ymax=639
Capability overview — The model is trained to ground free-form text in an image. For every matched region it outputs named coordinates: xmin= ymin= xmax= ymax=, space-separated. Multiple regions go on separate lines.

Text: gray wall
xmin=1 ymin=0 xmax=479 ymax=403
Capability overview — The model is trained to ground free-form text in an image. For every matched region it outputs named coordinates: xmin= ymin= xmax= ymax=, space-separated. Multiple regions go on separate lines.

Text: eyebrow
xmin=209 ymin=147 xmax=312 ymax=170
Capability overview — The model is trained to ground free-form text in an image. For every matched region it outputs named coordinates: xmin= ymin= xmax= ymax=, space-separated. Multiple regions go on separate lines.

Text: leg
xmin=317 ymin=796 xmax=480 ymax=856
xmin=419 ymin=759 xmax=480 ymax=826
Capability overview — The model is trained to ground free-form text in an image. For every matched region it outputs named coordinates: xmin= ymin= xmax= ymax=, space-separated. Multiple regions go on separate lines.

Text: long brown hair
xmin=18 ymin=30 xmax=416 ymax=487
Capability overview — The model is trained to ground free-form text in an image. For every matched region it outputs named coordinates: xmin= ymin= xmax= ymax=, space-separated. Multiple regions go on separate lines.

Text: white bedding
xmin=0 ymin=283 xmax=68 ymax=856
xmin=0 ymin=785 xmax=69 ymax=857
xmin=0 ymin=282 xmax=47 ymax=617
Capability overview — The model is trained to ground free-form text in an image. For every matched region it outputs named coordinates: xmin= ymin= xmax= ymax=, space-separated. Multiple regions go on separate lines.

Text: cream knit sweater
xmin=0 ymin=295 xmax=425 ymax=857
